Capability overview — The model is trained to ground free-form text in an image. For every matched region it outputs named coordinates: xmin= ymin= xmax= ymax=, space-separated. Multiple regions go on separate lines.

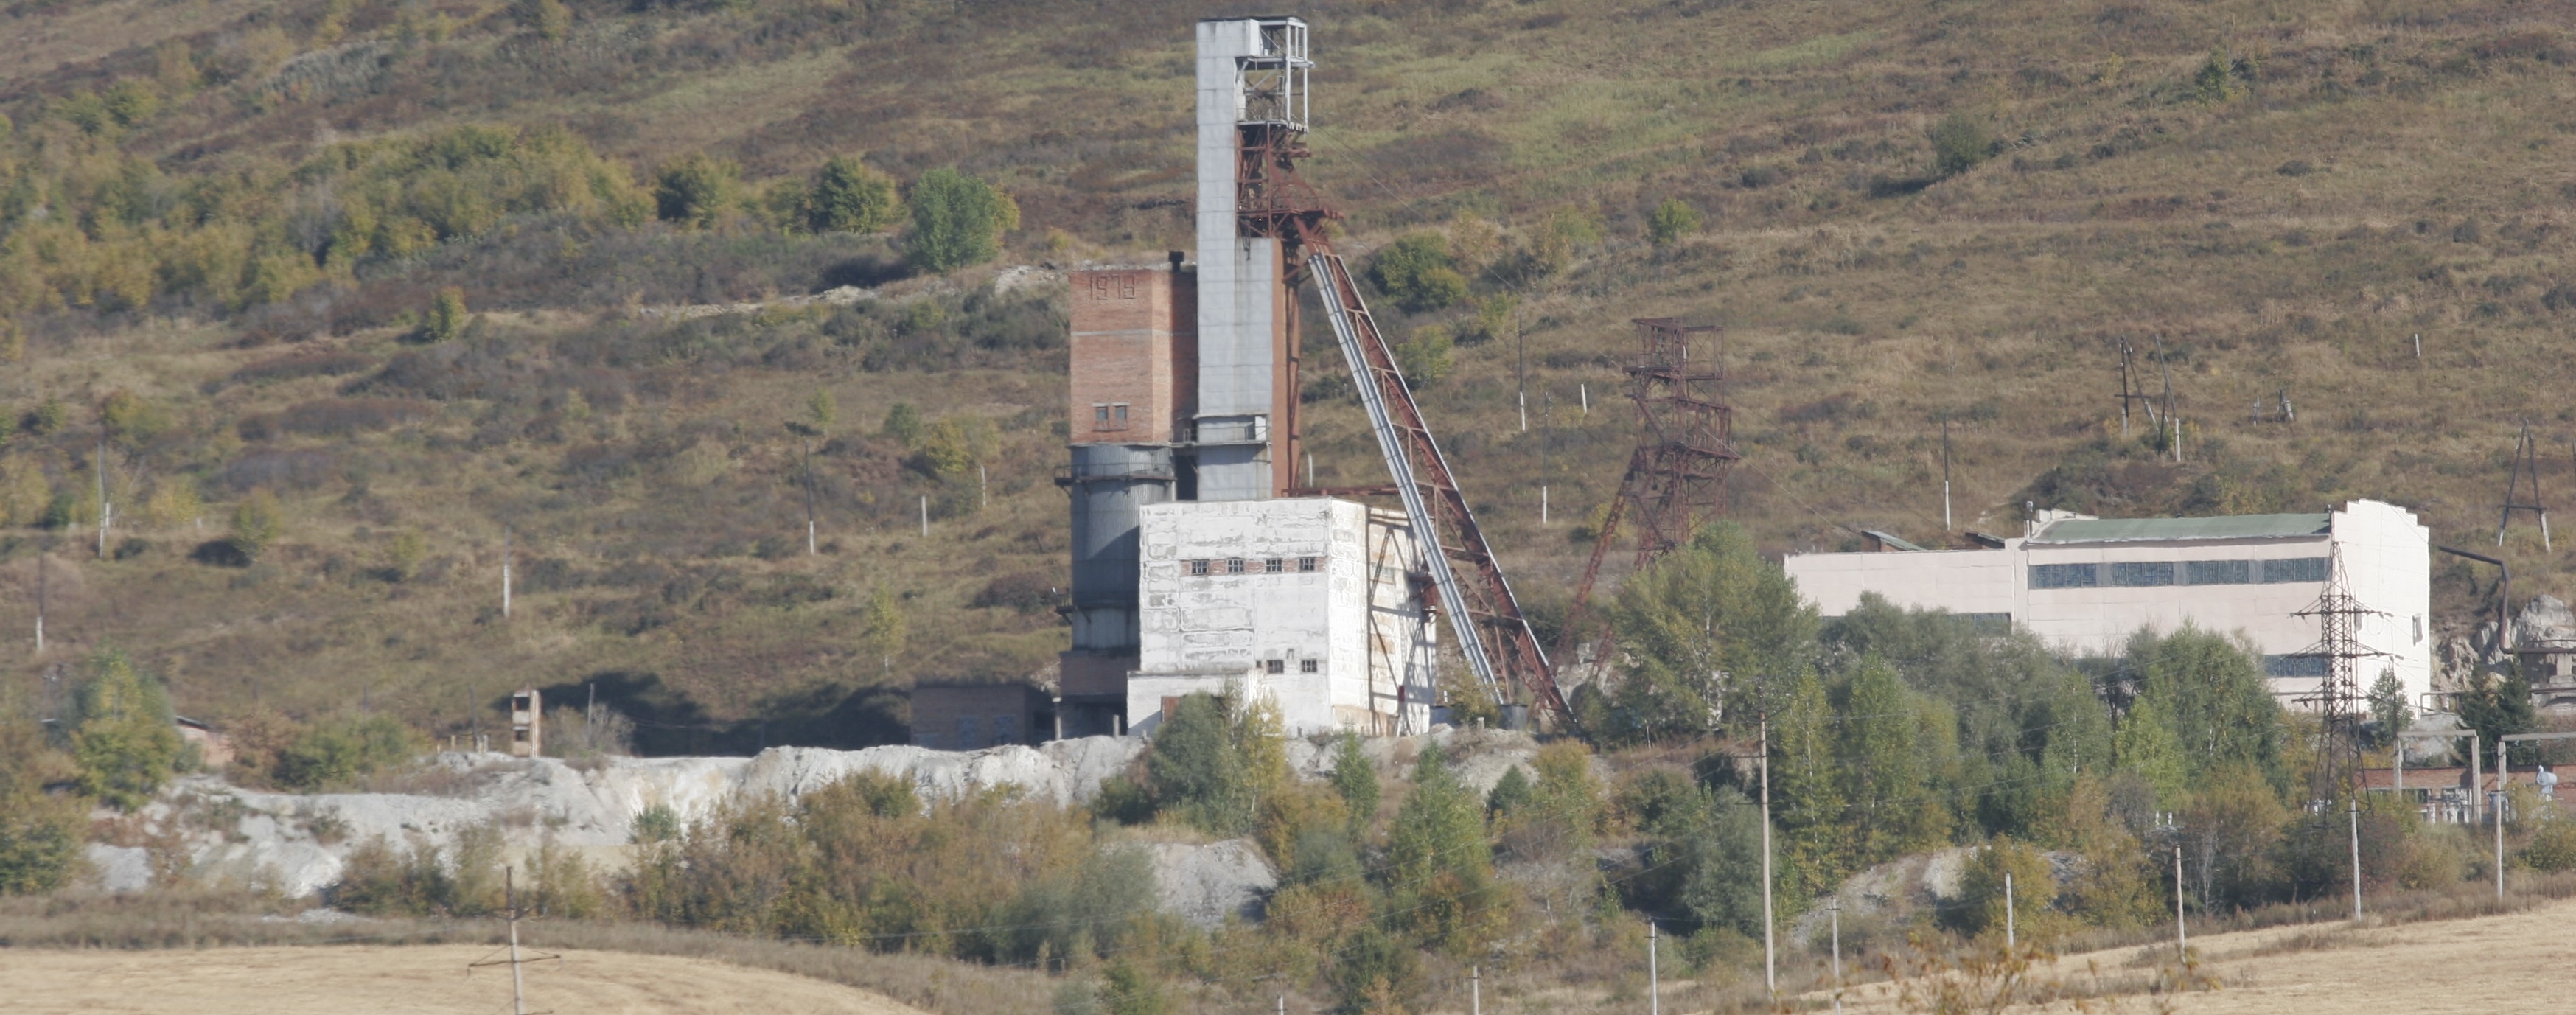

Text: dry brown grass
xmin=0 ymin=0 xmax=2571 ymax=741
xmin=0 ymin=892 xmax=1054 ymax=1015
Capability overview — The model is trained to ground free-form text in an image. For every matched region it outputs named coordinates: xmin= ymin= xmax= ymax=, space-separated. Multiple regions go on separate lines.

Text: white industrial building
xmin=1127 ymin=498 xmax=1436 ymax=736
xmin=1784 ymin=500 xmax=2433 ymax=708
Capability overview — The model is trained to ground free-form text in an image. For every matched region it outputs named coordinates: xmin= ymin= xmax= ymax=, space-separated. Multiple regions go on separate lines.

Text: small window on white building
xmin=1266 ymin=659 xmax=1285 ymax=674
xmin=2029 ymin=563 xmax=2100 ymax=589
xmin=2258 ymin=557 xmax=2328 ymax=584
xmin=1264 ymin=558 xmax=1285 ymax=573
xmin=2110 ymin=561 xmax=2175 ymax=587
xmin=1297 ymin=556 xmax=1319 ymax=572
xmin=1226 ymin=558 xmax=1246 ymax=574
xmin=1189 ymin=559 xmax=1210 ymax=576
xmin=2185 ymin=559 xmax=2252 ymax=585
xmin=1300 ymin=659 xmax=1319 ymax=674
xmin=2415 ymin=615 xmax=2425 ymax=644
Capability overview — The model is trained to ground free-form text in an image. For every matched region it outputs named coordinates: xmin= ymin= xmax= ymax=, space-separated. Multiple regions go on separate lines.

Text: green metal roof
xmin=2029 ymin=512 xmax=2330 ymax=544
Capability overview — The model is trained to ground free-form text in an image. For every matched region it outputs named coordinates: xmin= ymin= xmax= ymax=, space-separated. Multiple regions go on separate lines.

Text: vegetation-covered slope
xmin=0 ymin=0 xmax=2572 ymax=742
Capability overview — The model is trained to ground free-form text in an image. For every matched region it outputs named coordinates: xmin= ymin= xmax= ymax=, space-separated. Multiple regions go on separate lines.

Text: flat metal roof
xmin=2028 ymin=512 xmax=2331 ymax=545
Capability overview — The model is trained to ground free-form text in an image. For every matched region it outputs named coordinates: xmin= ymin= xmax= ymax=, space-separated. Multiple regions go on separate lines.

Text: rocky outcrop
xmin=148 ymin=737 xmax=1148 ymax=899
xmin=1145 ymin=840 xmax=1277 ymax=928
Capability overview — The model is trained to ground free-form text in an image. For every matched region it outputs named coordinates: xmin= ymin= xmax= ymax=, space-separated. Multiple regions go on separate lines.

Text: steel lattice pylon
xmin=2295 ymin=547 xmax=2390 ymax=803
xmin=1559 ymin=319 xmax=1744 ymax=664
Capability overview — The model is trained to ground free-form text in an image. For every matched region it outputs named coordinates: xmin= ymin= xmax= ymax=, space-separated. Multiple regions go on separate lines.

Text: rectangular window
xmin=1266 ymin=659 xmax=1285 ymax=674
xmin=2263 ymin=654 xmax=2329 ymax=677
xmin=1226 ymin=558 xmax=1246 ymax=574
xmin=1113 ymin=403 xmax=1129 ymax=422
xmin=1297 ymin=556 xmax=1319 ymax=573
xmin=1300 ymin=659 xmax=1319 ymax=673
xmin=1959 ymin=613 xmax=2012 ymax=635
xmin=2415 ymin=615 xmax=2425 ymax=644
xmin=956 ymin=716 xmax=980 ymax=745
xmin=1092 ymin=404 xmax=1109 ymax=423
xmin=1188 ymin=559 xmax=1210 ymax=576
xmin=1264 ymin=558 xmax=1285 ymax=573
xmin=2109 ymin=561 xmax=2175 ymax=587
xmin=2184 ymin=559 xmax=2252 ymax=585
xmin=991 ymin=714 xmax=1018 ymax=746
xmin=2028 ymin=562 xmax=2100 ymax=589
xmin=2258 ymin=557 xmax=2328 ymax=584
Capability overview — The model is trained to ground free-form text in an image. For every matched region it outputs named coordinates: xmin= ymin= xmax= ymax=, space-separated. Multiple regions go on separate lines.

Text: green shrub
xmin=1647 ymin=198 xmax=1702 ymax=245
xmin=70 ymin=652 xmax=186 ymax=810
xmin=229 ymin=489 xmax=285 ymax=559
xmin=1950 ymin=837 xmax=2055 ymax=940
xmin=904 ymin=167 xmax=1019 ymax=273
xmin=0 ymin=724 xmax=84 ymax=896
xmin=1368 ymin=232 xmax=1467 ymax=313
xmin=807 ymin=156 xmax=901 ymax=234
xmin=2522 ymin=818 xmax=2576 ymax=873
xmin=1395 ymin=324 xmax=1454 ymax=388
xmin=655 ymin=155 xmax=742 ymax=229
xmin=424 ymin=287 xmax=470 ymax=342
xmin=1928 ymin=112 xmax=1997 ymax=178
xmin=1148 ymin=693 xmax=1256 ymax=834
xmin=274 ymin=714 xmax=425 ymax=790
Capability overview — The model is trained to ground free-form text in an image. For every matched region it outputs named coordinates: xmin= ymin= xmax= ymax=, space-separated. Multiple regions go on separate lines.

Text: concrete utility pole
xmin=920 ymin=495 xmax=929 ymax=537
xmin=34 ymin=548 xmax=44 ymax=655
xmin=1759 ymin=702 xmax=1775 ymax=997
xmin=2349 ymin=798 xmax=2363 ymax=921
xmin=2005 ymin=869 xmax=2016 ymax=948
xmin=2497 ymin=735 xmax=2507 ymax=900
xmin=2174 ymin=844 xmax=2188 ymax=958
xmin=1470 ymin=965 xmax=1480 ymax=1015
xmin=1829 ymin=896 xmax=1843 ymax=1015
xmin=1647 ymin=919 xmax=1659 ymax=1015
xmin=95 ymin=436 xmax=108 ymax=559
xmin=500 ymin=527 xmax=512 ymax=619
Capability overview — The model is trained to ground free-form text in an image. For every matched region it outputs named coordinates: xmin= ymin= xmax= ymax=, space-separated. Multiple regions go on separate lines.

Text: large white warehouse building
xmin=1784 ymin=500 xmax=2432 ymax=708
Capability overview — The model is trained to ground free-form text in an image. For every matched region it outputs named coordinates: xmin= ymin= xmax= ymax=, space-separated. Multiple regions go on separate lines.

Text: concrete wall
xmin=912 ymin=683 xmax=1055 ymax=750
xmin=1784 ymin=500 xmax=2432 ymax=705
xmin=1132 ymin=498 xmax=1434 ymax=736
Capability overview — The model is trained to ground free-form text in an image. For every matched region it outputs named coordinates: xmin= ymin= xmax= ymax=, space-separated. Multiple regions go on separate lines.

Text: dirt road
xmin=0 ymin=943 xmax=934 ymax=1015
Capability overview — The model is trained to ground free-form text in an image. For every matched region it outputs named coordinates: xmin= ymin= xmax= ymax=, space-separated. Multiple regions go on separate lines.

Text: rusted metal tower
xmin=1559 ymin=318 xmax=1744 ymax=661
xmin=2295 ymin=548 xmax=2388 ymax=802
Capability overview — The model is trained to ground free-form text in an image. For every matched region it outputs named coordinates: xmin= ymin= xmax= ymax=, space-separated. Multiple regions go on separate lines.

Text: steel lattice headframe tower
xmin=2295 ymin=547 xmax=2389 ymax=802
xmin=1561 ymin=318 xmax=1744 ymax=654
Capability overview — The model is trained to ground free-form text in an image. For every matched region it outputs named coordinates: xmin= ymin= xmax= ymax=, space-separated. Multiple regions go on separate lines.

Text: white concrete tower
xmin=1193 ymin=18 xmax=1308 ymax=501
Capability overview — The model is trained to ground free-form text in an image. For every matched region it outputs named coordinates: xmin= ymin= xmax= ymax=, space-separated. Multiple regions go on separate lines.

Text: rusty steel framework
xmin=1560 ymin=319 xmax=1744 ymax=661
xmin=2295 ymin=548 xmax=2389 ymax=802
xmin=1220 ymin=86 xmax=1569 ymax=726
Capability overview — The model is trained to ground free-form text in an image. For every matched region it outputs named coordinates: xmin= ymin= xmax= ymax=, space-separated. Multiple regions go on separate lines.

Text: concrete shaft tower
xmin=1058 ymin=18 xmax=1311 ymax=735
xmin=1193 ymin=17 xmax=1308 ymax=501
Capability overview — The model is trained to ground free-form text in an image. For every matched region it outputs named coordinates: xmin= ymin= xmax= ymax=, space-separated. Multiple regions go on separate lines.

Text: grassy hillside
xmin=1 ymin=0 xmax=2572 ymax=743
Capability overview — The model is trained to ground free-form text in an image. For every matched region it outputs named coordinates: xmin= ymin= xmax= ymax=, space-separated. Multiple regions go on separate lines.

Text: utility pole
xmin=1829 ymin=896 xmax=1843 ymax=1015
xmin=468 ymin=866 xmax=559 ymax=1015
xmin=94 ymin=436 xmax=108 ymax=559
xmin=919 ymin=495 xmax=929 ymax=538
xmin=34 ymin=548 xmax=45 ymax=655
xmin=2497 ymin=735 xmax=2509 ymax=900
xmin=1941 ymin=414 xmax=1953 ymax=532
xmin=2154 ymin=335 xmax=2177 ymax=464
xmin=803 ymin=439 xmax=818 ymax=555
xmin=1470 ymin=965 xmax=1481 ymax=1015
xmin=1759 ymin=697 xmax=1775 ymax=998
xmin=2005 ymin=869 xmax=2016 ymax=948
xmin=500 ymin=527 xmax=512 ymax=619
xmin=2348 ymin=798 xmax=2362 ymax=921
xmin=979 ymin=463 xmax=988 ymax=510
xmin=1647 ymin=918 xmax=1659 ymax=1015
xmin=2174 ymin=844 xmax=2188 ymax=958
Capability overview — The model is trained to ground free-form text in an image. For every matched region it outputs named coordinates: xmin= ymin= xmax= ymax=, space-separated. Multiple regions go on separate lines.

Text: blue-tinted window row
xmin=2029 ymin=557 xmax=2328 ymax=590
xmin=2263 ymin=654 xmax=2328 ymax=677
